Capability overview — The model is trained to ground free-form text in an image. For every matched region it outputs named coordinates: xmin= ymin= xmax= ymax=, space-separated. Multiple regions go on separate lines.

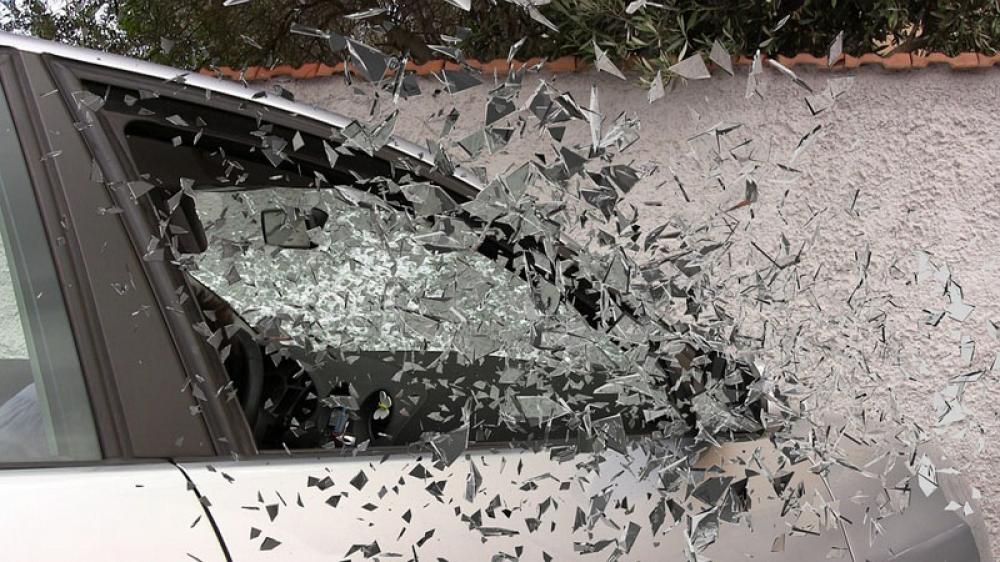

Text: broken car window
xmin=87 ymin=77 xmax=762 ymax=456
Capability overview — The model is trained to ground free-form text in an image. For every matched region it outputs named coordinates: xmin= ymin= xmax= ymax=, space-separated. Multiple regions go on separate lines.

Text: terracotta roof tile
xmin=202 ymin=52 xmax=998 ymax=81
xmin=978 ymin=53 xmax=1000 ymax=67
xmin=406 ymin=60 xmax=443 ymax=74
xmin=912 ymin=52 xmax=981 ymax=69
xmin=881 ymin=53 xmax=912 ymax=70
xmin=777 ymin=53 xmax=825 ymax=68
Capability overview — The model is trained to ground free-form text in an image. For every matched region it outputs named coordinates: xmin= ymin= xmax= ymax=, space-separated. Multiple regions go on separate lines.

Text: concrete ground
xmin=279 ymin=63 xmax=1000 ymax=536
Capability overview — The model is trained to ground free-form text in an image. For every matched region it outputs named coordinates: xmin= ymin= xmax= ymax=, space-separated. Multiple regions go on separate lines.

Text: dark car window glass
xmin=0 ymin=85 xmax=100 ymax=463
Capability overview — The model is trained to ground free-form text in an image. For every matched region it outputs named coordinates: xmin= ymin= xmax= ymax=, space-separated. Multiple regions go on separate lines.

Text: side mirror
xmin=261 ymin=207 xmax=329 ymax=249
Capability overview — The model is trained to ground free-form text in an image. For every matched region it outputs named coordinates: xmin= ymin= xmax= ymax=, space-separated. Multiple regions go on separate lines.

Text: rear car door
xmin=0 ymin=45 xmax=227 ymax=561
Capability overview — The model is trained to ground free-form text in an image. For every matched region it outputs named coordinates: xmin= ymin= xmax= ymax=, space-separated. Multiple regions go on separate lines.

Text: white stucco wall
xmin=279 ymin=65 xmax=1000 ymax=535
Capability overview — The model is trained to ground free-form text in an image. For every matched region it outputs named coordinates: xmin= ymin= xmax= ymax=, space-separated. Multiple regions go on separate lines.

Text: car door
xmin=0 ymin=46 xmax=228 ymax=561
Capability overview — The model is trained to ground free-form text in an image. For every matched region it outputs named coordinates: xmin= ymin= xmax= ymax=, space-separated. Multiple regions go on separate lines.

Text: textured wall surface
xmin=281 ymin=65 xmax=1000 ymax=536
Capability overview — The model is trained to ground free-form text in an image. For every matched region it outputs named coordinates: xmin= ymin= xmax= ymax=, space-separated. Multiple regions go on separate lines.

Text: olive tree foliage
xmin=549 ymin=0 xmax=1000 ymax=76
xmin=3 ymin=0 xmax=1000 ymax=72
xmin=1 ymin=0 xmax=133 ymax=54
xmin=111 ymin=0 xmax=530 ymax=69
xmin=1 ymin=0 xmax=536 ymax=69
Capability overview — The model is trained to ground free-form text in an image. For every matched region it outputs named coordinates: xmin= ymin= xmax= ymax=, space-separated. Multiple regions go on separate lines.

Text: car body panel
xmin=0 ymin=463 xmax=225 ymax=561
xmin=183 ymin=438 xmax=988 ymax=561
xmin=699 ymin=439 xmax=989 ymax=562
xmin=180 ymin=445 xmax=786 ymax=561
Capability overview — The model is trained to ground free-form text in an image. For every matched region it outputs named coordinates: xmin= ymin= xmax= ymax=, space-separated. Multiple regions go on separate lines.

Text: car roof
xmin=0 ymin=32 xmax=483 ymax=192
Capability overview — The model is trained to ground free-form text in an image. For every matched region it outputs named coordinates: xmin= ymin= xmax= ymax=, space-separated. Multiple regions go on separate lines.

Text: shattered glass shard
xmin=587 ymin=83 xmax=602 ymax=154
xmin=828 ymin=31 xmax=844 ymax=67
xmin=593 ymin=40 xmax=627 ymax=80
xmin=401 ymin=183 xmax=459 ymax=216
xmin=344 ymin=7 xmax=388 ymax=20
xmin=328 ymin=32 xmax=348 ymax=53
xmin=485 ymin=95 xmax=516 ymax=125
xmin=766 ymin=59 xmax=814 ymax=93
xmin=648 ymin=70 xmax=665 ymax=103
xmin=350 ymin=470 xmax=369 ymax=491
xmin=599 ymin=111 xmax=640 ymax=152
xmin=790 ymin=124 xmax=822 ymax=163
xmin=465 ymin=460 xmax=482 ymax=501
xmin=425 ymin=423 xmax=469 ymax=466
xmin=669 ymin=54 xmax=711 ymax=80
xmin=289 ymin=23 xmax=327 ymax=38
xmin=259 ymin=537 xmax=281 ymax=551
xmin=513 ymin=395 xmax=572 ymax=426
xmin=709 ymin=40 xmax=733 ymax=76
xmin=346 ymin=39 xmax=391 ymax=82
xmin=457 ymin=128 xmax=488 ymax=158
xmin=341 ymin=110 xmax=398 ymax=155
xmin=507 ymin=37 xmax=527 ymax=64
xmin=439 ymin=69 xmax=484 ymax=93
xmin=745 ymin=50 xmax=764 ymax=99
xmin=526 ymin=4 xmax=559 ymax=32
xmin=441 ymin=107 xmax=460 ymax=137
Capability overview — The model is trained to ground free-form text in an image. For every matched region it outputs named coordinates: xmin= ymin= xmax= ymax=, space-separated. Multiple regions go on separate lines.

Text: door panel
xmin=184 ymin=439 xmax=987 ymax=561
xmin=181 ymin=441 xmax=855 ymax=561
xmin=0 ymin=54 xmax=102 ymax=463
xmin=0 ymin=463 xmax=225 ymax=561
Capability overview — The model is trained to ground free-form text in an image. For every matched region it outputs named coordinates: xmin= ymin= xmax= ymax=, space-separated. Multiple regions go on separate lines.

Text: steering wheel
xmin=187 ymin=273 xmax=268 ymax=430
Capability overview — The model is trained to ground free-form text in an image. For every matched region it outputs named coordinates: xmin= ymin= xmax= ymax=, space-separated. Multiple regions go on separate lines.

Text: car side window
xmin=0 ymin=84 xmax=100 ymax=463
xmin=185 ymin=185 xmax=644 ymax=443
xmin=89 ymin=76 xmax=758 ymax=454
xmin=186 ymin=186 xmax=648 ymax=444
xmin=84 ymin=80 xmax=647 ymax=448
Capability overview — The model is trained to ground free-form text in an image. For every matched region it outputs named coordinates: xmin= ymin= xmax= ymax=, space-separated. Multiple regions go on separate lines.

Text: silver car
xmin=0 ymin=33 xmax=991 ymax=561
